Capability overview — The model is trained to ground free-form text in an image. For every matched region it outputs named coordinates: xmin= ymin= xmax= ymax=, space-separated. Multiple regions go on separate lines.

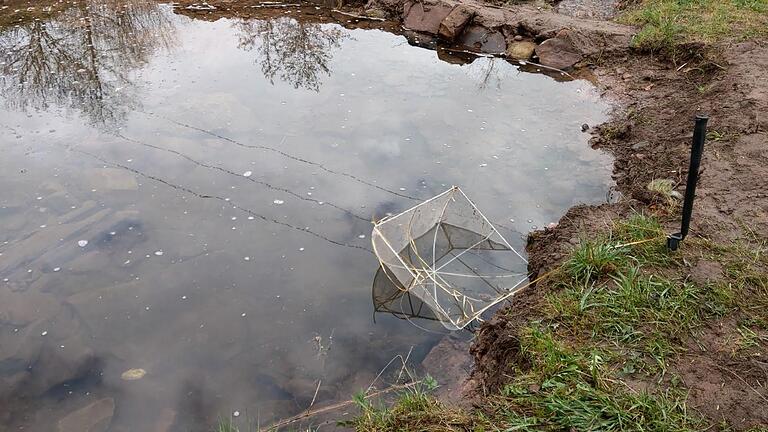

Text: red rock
xmin=438 ymin=5 xmax=474 ymax=41
xmin=403 ymin=0 xmax=453 ymax=34
xmin=535 ymin=36 xmax=582 ymax=69
xmin=457 ymin=25 xmax=506 ymax=53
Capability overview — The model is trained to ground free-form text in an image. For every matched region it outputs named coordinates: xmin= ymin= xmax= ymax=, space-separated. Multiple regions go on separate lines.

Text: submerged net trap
xmin=371 ymin=187 xmax=529 ymax=330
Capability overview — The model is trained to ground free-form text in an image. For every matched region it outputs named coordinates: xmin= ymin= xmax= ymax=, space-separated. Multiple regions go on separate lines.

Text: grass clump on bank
xmin=348 ymin=212 xmax=768 ymax=431
xmin=620 ymin=0 xmax=768 ymax=52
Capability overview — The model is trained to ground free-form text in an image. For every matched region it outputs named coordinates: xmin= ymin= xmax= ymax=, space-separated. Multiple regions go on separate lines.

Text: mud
xmin=303 ymin=0 xmax=768 ymax=426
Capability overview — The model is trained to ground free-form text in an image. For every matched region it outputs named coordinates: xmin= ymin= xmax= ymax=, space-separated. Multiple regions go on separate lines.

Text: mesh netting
xmin=371 ymin=187 xmax=529 ymax=330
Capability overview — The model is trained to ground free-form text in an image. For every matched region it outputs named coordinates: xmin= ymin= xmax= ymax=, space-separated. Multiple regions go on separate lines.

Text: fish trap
xmin=371 ymin=187 xmax=529 ymax=330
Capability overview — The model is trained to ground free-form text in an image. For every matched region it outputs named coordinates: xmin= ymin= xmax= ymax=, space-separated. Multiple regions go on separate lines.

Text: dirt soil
xmin=133 ymin=0 xmax=768 ymax=427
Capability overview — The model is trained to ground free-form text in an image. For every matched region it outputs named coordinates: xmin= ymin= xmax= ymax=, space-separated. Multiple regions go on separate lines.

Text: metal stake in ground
xmin=667 ymin=115 xmax=708 ymax=251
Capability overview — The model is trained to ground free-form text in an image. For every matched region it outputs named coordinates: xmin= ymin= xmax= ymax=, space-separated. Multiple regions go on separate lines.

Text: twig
xmin=715 ymin=364 xmax=768 ymax=403
xmin=366 ymin=349 xmax=411 ymax=393
xmin=308 ymin=380 xmax=322 ymax=409
xmin=331 ymin=9 xmax=386 ymax=21
xmin=261 ymin=380 xmax=422 ymax=431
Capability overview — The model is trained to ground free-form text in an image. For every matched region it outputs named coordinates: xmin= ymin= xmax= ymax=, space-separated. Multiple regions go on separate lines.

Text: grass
xmin=620 ymin=0 xmax=768 ymax=52
xmin=348 ymin=213 xmax=768 ymax=431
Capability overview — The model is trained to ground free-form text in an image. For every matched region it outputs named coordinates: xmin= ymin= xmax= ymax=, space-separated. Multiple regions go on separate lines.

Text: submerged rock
xmin=458 ymin=25 xmax=506 ymax=53
xmin=57 ymin=398 xmax=115 ymax=432
xmin=121 ymin=368 xmax=147 ymax=380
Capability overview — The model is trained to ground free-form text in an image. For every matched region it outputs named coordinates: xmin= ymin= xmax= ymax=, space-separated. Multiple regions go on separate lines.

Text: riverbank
xmin=175 ymin=0 xmax=768 ymax=429
xmin=336 ymin=0 xmax=768 ymax=429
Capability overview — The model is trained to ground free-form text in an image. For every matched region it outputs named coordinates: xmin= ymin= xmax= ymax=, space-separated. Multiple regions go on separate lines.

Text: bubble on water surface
xmin=53 ymin=267 xmax=61 ymax=272
xmin=154 ymin=250 xmax=163 ymax=256
xmin=273 ymin=199 xmax=284 ymax=205
xmin=77 ymin=240 xmax=88 ymax=247
xmin=242 ymin=171 xmax=252 ymax=177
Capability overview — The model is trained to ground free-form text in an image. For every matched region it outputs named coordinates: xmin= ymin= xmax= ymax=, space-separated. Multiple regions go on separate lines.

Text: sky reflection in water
xmin=0 ymin=2 xmax=611 ymax=430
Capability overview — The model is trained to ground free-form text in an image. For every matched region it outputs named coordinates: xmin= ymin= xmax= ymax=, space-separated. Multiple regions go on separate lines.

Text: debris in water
xmin=121 ymin=368 xmax=146 ymax=380
xmin=53 ymin=267 xmax=61 ymax=272
xmin=243 ymin=171 xmax=252 ymax=177
xmin=77 ymin=240 xmax=88 ymax=247
xmin=41 ymin=331 xmax=48 ymax=336
xmin=273 ymin=199 xmax=284 ymax=205
xmin=154 ymin=250 xmax=164 ymax=256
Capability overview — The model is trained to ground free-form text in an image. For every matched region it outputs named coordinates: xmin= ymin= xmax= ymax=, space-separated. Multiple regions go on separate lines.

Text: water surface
xmin=0 ymin=2 xmax=612 ymax=430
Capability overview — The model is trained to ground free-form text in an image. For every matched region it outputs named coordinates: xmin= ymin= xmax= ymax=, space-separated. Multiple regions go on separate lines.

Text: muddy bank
xmin=175 ymin=0 xmax=768 ymax=426
xmin=340 ymin=0 xmax=768 ymax=425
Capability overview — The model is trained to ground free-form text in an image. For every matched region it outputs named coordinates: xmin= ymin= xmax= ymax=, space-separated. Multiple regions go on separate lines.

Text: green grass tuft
xmin=566 ymin=240 xmax=627 ymax=282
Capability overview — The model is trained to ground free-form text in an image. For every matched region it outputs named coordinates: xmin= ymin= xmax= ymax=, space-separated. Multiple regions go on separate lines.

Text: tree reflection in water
xmin=0 ymin=0 xmax=175 ymax=126
xmin=235 ymin=17 xmax=348 ymax=92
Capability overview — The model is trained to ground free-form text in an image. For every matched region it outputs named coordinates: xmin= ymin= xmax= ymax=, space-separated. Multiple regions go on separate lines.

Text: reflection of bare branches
xmin=0 ymin=0 xmax=175 ymax=125
xmin=235 ymin=18 xmax=347 ymax=92
xmin=465 ymin=57 xmax=513 ymax=91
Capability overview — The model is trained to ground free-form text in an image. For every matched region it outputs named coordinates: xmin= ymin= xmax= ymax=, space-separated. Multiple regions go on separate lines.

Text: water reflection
xmin=0 ymin=3 xmax=612 ymax=431
xmin=0 ymin=0 xmax=174 ymax=125
xmin=235 ymin=17 xmax=348 ymax=91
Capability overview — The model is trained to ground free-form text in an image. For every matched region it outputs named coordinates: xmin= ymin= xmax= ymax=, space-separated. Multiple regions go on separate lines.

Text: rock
xmin=505 ymin=41 xmax=536 ymax=60
xmin=121 ymin=368 xmax=146 ymax=380
xmin=581 ymin=123 xmax=590 ymax=132
xmin=57 ymin=398 xmax=115 ymax=432
xmin=422 ymin=336 xmax=471 ymax=405
xmin=403 ymin=0 xmax=453 ymax=34
xmin=365 ymin=8 xmax=388 ymax=19
xmin=438 ymin=5 xmax=475 ymax=41
xmin=458 ymin=25 xmax=506 ymax=53
xmin=152 ymin=408 xmax=177 ymax=432
xmin=534 ymin=36 xmax=582 ymax=69
xmin=631 ymin=140 xmax=649 ymax=150
xmin=87 ymin=168 xmax=138 ymax=191
xmin=514 ymin=34 xmax=524 ymax=41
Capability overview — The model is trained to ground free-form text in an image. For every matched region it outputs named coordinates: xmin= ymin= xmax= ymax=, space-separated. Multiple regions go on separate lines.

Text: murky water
xmin=0 ymin=2 xmax=611 ymax=430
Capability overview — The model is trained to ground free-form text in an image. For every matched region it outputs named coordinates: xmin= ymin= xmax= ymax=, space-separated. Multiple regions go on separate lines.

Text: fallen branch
xmin=260 ymin=380 xmax=422 ymax=431
xmin=331 ymin=9 xmax=386 ymax=21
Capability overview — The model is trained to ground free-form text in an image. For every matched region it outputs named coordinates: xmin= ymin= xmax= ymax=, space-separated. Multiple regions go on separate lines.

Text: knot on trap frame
xmin=371 ymin=187 xmax=529 ymax=330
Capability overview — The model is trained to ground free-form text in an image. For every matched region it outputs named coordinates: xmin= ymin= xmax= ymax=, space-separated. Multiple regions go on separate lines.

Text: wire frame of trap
xmin=371 ymin=187 xmax=529 ymax=330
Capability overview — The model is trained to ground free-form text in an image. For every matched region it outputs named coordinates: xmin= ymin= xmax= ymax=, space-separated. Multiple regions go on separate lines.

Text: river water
xmin=0 ymin=2 xmax=611 ymax=430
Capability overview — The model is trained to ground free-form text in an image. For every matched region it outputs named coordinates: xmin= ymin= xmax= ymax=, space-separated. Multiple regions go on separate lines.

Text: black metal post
xmin=667 ymin=115 xmax=708 ymax=251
